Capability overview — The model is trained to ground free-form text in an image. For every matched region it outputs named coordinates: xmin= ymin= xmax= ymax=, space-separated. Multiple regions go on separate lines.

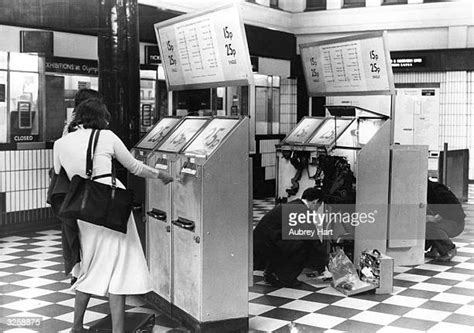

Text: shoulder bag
xmin=47 ymin=167 xmax=71 ymax=217
xmin=58 ymin=129 xmax=133 ymax=233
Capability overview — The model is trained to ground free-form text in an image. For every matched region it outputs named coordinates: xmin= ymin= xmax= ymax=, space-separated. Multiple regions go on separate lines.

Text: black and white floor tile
xmin=0 ymin=188 xmax=473 ymax=332
xmin=253 ymin=198 xmax=276 ymax=227
xmin=248 ymin=191 xmax=474 ymax=333
xmin=0 ymin=230 xmax=183 ymax=333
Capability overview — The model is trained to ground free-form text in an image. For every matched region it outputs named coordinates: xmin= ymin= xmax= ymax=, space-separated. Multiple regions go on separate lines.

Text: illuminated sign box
xmin=391 ymin=57 xmax=425 ymax=68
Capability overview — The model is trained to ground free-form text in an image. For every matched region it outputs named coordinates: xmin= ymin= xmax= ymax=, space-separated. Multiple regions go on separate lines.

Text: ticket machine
xmin=276 ymin=111 xmax=388 ymax=249
xmin=144 ymin=117 xmax=210 ymax=303
xmin=129 ymin=117 xmax=182 ymax=252
xmin=171 ymin=117 xmax=249 ymax=325
xmin=277 ymin=110 xmax=386 ymax=204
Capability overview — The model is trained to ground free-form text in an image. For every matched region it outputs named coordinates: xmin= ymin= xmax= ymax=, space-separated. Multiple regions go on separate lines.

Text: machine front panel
xmin=146 ymin=153 xmax=173 ymax=301
xmin=171 ymin=157 xmax=203 ymax=319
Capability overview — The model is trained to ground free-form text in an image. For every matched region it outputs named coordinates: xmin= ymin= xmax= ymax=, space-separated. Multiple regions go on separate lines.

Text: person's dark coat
xmin=253 ymin=199 xmax=323 ymax=283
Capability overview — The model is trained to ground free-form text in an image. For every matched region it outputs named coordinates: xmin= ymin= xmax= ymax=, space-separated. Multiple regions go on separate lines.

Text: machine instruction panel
xmin=283 ymin=117 xmax=325 ymax=144
xmin=309 ymin=118 xmax=353 ymax=146
xmin=155 ymin=4 xmax=253 ymax=90
xmin=184 ymin=118 xmax=239 ymax=157
xmin=136 ymin=117 xmax=181 ymax=150
xmin=300 ymin=32 xmax=394 ymax=96
xmin=158 ymin=118 xmax=209 ymax=153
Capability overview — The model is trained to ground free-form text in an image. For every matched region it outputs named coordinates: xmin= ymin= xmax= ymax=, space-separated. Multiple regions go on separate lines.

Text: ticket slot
xmin=172 ymin=217 xmax=195 ymax=232
xmin=147 ymin=208 xmax=167 ymax=222
xmin=180 ymin=161 xmax=197 ymax=176
xmin=154 ymin=157 xmax=169 ymax=170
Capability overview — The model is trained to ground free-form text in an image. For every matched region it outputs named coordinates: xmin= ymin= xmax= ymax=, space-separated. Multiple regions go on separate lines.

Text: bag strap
xmin=92 ymin=173 xmax=112 ymax=180
xmin=86 ymin=129 xmax=101 ymax=179
xmin=85 ymin=129 xmax=96 ymax=178
xmin=85 ymin=129 xmax=117 ymax=187
xmin=111 ymin=160 xmax=117 ymax=188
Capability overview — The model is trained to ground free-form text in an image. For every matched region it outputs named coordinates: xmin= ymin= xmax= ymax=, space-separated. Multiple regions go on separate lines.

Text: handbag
xmin=58 ymin=129 xmax=133 ymax=233
xmin=47 ymin=167 xmax=71 ymax=217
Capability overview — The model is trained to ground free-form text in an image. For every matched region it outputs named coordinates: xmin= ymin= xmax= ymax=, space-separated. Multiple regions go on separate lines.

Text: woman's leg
xmin=109 ymin=293 xmax=125 ymax=333
xmin=72 ymin=290 xmax=91 ymax=330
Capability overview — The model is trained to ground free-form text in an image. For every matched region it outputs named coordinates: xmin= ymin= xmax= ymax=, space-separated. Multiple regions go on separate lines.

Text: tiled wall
xmin=257 ymin=78 xmax=297 ymax=181
xmin=260 ymin=139 xmax=280 ymax=180
xmin=394 ymin=71 xmax=474 ymax=179
xmin=280 ymin=78 xmax=298 ymax=135
xmin=0 ymin=149 xmax=52 ymax=215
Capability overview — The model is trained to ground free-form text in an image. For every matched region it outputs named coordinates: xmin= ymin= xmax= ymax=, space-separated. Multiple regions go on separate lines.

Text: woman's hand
xmin=158 ymin=170 xmax=174 ymax=184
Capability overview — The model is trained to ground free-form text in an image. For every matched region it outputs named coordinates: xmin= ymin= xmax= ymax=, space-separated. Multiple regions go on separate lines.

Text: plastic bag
xmin=328 ymin=247 xmax=359 ymax=290
xmin=328 ymin=247 xmax=374 ymax=295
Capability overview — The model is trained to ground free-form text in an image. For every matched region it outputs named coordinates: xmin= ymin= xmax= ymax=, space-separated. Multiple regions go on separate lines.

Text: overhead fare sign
xmin=300 ymin=32 xmax=394 ymax=96
xmin=154 ymin=3 xmax=253 ymax=90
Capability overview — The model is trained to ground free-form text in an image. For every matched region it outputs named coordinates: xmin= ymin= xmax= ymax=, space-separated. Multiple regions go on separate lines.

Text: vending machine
xmin=171 ymin=117 xmax=249 ymax=324
xmin=276 ymin=111 xmax=386 ymax=204
xmin=129 ymin=117 xmax=182 ymax=252
xmin=145 ymin=117 xmax=210 ymax=302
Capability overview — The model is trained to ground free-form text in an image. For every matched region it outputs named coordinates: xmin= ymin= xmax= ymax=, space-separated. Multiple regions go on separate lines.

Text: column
xmin=98 ymin=0 xmax=140 ymax=149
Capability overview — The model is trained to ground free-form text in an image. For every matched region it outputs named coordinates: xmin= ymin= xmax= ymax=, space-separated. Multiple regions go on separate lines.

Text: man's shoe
xmin=437 ymin=246 xmax=457 ymax=262
xmin=425 ymin=247 xmax=439 ymax=259
xmin=264 ymin=272 xmax=301 ymax=288
xmin=263 ymin=272 xmax=283 ymax=287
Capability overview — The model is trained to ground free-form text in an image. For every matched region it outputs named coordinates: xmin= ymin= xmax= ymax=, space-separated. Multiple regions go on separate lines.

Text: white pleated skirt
xmin=72 ymin=213 xmax=152 ymax=296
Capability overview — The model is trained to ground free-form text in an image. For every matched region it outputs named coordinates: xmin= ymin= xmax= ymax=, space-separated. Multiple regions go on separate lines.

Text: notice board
xmin=154 ymin=3 xmax=253 ymax=91
xmin=300 ymin=32 xmax=394 ymax=96
xmin=394 ymin=87 xmax=440 ymax=151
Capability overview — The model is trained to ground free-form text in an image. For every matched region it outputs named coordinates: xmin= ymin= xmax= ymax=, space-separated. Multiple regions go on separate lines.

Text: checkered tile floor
xmin=249 ymin=191 xmax=474 ymax=333
xmin=0 ymin=229 xmax=184 ymax=333
xmin=0 ymin=190 xmax=473 ymax=333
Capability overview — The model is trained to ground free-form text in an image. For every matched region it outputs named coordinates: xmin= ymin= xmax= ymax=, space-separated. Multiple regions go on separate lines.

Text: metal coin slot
xmin=181 ymin=161 xmax=197 ymax=175
xmin=154 ymin=157 xmax=169 ymax=170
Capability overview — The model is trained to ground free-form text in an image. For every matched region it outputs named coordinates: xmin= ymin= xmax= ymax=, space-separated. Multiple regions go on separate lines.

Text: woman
xmin=61 ymin=89 xmax=103 ymax=287
xmin=53 ymin=98 xmax=173 ymax=333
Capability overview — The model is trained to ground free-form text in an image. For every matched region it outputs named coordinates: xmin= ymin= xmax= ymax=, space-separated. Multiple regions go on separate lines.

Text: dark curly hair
xmin=68 ymin=89 xmax=103 ymax=132
xmin=74 ymin=88 xmax=102 ymax=107
xmin=74 ymin=98 xmax=111 ymax=130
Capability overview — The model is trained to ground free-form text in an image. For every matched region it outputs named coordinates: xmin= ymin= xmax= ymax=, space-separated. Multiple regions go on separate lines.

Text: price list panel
xmin=300 ymin=32 xmax=394 ymax=96
xmin=155 ymin=4 xmax=253 ymax=90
